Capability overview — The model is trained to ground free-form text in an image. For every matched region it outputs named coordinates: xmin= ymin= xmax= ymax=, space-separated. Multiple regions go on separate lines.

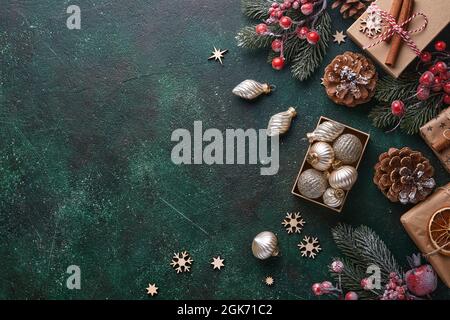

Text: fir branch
xmin=236 ymin=25 xmax=275 ymax=49
xmin=374 ymin=73 xmax=417 ymax=103
xmin=401 ymin=95 xmax=443 ymax=134
xmin=290 ymin=11 xmax=331 ymax=81
xmin=369 ymin=104 xmax=398 ymax=130
xmin=331 ymin=224 xmax=402 ymax=299
xmin=241 ymin=0 xmax=271 ymax=20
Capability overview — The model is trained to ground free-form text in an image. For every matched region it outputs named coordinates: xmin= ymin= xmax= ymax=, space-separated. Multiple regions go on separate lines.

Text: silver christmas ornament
xmin=307 ymin=142 xmax=335 ymax=171
xmin=267 ymin=107 xmax=297 ymax=137
xmin=333 ymin=134 xmax=363 ymax=164
xmin=323 ymin=188 xmax=345 ymax=208
xmin=329 ymin=165 xmax=358 ymax=190
xmin=297 ymin=169 xmax=328 ymax=199
xmin=307 ymin=121 xmax=345 ymax=143
xmin=252 ymin=231 xmax=279 ymax=260
xmin=232 ymin=80 xmax=273 ymax=100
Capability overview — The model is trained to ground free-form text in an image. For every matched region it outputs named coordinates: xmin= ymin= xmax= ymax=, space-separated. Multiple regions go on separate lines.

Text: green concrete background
xmin=0 ymin=0 xmax=449 ymax=300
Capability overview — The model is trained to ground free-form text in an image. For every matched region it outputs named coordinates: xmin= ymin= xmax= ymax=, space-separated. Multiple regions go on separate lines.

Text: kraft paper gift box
xmin=347 ymin=0 xmax=450 ymax=78
xmin=401 ymin=183 xmax=450 ymax=288
xmin=420 ymin=107 xmax=450 ymax=173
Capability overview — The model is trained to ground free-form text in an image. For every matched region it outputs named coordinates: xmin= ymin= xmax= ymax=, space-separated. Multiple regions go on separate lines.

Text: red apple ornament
xmin=405 ymin=254 xmax=437 ymax=297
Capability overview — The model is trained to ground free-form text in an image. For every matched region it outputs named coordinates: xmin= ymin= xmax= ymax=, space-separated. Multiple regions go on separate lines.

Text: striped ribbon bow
xmin=363 ymin=3 xmax=428 ymax=56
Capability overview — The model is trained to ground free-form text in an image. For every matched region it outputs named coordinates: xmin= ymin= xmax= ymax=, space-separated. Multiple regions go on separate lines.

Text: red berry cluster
xmin=255 ymin=0 xmax=321 ymax=70
xmin=391 ymin=40 xmax=450 ymax=117
xmin=310 ymin=260 xmax=359 ymax=300
xmin=380 ymin=272 xmax=411 ymax=300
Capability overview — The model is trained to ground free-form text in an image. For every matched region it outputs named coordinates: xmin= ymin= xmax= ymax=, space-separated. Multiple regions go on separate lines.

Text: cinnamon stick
xmin=385 ymin=0 xmax=414 ymax=67
xmin=432 ymin=130 xmax=450 ymax=152
xmin=385 ymin=0 xmax=404 ymax=43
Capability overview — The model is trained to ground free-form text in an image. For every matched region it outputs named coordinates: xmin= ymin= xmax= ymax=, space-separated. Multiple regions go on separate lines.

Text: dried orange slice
xmin=428 ymin=207 xmax=450 ymax=257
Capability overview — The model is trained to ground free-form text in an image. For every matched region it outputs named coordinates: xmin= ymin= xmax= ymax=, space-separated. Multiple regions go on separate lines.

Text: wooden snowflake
xmin=282 ymin=212 xmax=305 ymax=234
xmin=170 ymin=251 xmax=193 ymax=273
xmin=298 ymin=236 xmax=322 ymax=259
xmin=359 ymin=13 xmax=382 ymax=38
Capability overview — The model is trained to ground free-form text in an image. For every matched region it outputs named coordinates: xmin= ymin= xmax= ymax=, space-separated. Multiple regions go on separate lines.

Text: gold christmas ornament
xmin=323 ymin=187 xmax=345 ymax=208
xmin=333 ymin=133 xmax=363 ymax=164
xmin=329 ymin=165 xmax=358 ymax=190
xmin=307 ymin=142 xmax=335 ymax=171
xmin=307 ymin=120 xmax=345 ymax=143
xmin=252 ymin=231 xmax=279 ymax=260
xmin=232 ymin=80 xmax=273 ymax=100
xmin=297 ymin=169 xmax=328 ymax=199
xmin=266 ymin=107 xmax=297 ymax=137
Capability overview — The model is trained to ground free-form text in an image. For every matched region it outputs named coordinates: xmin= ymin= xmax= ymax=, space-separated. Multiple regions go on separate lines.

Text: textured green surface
xmin=0 ymin=0 xmax=449 ymax=300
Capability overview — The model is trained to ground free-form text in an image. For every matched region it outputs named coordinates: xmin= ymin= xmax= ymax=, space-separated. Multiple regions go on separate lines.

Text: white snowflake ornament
xmin=282 ymin=212 xmax=305 ymax=234
xmin=170 ymin=251 xmax=193 ymax=273
xmin=298 ymin=236 xmax=322 ymax=259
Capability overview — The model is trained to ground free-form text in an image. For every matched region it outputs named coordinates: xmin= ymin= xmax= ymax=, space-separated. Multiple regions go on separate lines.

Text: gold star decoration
xmin=208 ymin=47 xmax=228 ymax=65
xmin=333 ymin=31 xmax=347 ymax=45
xmin=146 ymin=283 xmax=158 ymax=297
xmin=211 ymin=256 xmax=225 ymax=270
xmin=265 ymin=276 xmax=274 ymax=286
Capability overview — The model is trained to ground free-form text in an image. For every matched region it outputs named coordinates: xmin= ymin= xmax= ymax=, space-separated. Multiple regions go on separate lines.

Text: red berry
xmin=435 ymin=40 xmax=447 ymax=52
xmin=391 ymin=100 xmax=405 ymax=117
xmin=444 ymin=82 xmax=450 ymax=94
xmin=276 ymin=11 xmax=283 ymax=18
xmin=320 ymin=281 xmax=333 ymax=294
xmin=255 ymin=23 xmax=268 ymax=35
xmin=300 ymin=0 xmax=309 ymax=3
xmin=272 ymin=57 xmax=285 ymax=70
xmin=417 ymin=85 xmax=430 ymax=100
xmin=296 ymin=26 xmax=309 ymax=39
xmin=312 ymin=283 xmax=323 ymax=296
xmin=419 ymin=71 xmax=435 ymax=86
xmin=280 ymin=4 xmax=286 ymax=10
xmin=301 ymin=3 xmax=314 ymax=15
xmin=284 ymin=1 xmax=291 ymax=9
xmin=271 ymin=39 xmax=283 ymax=53
xmin=292 ymin=1 xmax=300 ymax=9
xmin=271 ymin=2 xmax=279 ymax=8
xmin=444 ymin=94 xmax=450 ymax=105
xmin=432 ymin=76 xmax=443 ymax=92
xmin=360 ymin=278 xmax=371 ymax=290
xmin=345 ymin=291 xmax=359 ymax=300
xmin=279 ymin=16 xmax=293 ymax=29
xmin=331 ymin=260 xmax=344 ymax=273
xmin=435 ymin=61 xmax=448 ymax=73
xmin=306 ymin=31 xmax=320 ymax=45
xmin=420 ymin=51 xmax=432 ymax=63
xmin=429 ymin=65 xmax=438 ymax=75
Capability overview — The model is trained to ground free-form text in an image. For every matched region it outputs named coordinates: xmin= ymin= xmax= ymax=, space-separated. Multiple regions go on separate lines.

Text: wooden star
xmin=208 ymin=47 xmax=228 ymax=65
xmin=211 ymin=256 xmax=225 ymax=270
xmin=146 ymin=283 xmax=158 ymax=297
xmin=265 ymin=276 xmax=274 ymax=286
xmin=333 ymin=31 xmax=346 ymax=45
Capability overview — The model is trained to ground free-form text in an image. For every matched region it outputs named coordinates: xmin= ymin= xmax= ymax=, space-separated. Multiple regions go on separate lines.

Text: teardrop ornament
xmin=266 ymin=107 xmax=297 ymax=137
xmin=307 ymin=142 xmax=335 ymax=171
xmin=307 ymin=121 xmax=345 ymax=143
xmin=232 ymin=80 xmax=272 ymax=100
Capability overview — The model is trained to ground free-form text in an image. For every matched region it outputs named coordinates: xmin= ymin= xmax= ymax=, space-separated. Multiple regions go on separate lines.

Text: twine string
xmin=363 ymin=3 xmax=428 ymax=56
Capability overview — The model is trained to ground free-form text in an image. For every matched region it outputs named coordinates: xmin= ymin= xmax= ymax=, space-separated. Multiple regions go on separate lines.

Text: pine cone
xmin=332 ymin=0 xmax=374 ymax=19
xmin=323 ymin=51 xmax=377 ymax=107
xmin=373 ymin=147 xmax=436 ymax=205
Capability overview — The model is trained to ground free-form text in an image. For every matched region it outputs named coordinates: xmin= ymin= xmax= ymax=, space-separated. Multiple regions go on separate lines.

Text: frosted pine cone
xmin=332 ymin=0 xmax=375 ymax=19
xmin=323 ymin=52 xmax=377 ymax=107
xmin=373 ymin=147 xmax=436 ymax=205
